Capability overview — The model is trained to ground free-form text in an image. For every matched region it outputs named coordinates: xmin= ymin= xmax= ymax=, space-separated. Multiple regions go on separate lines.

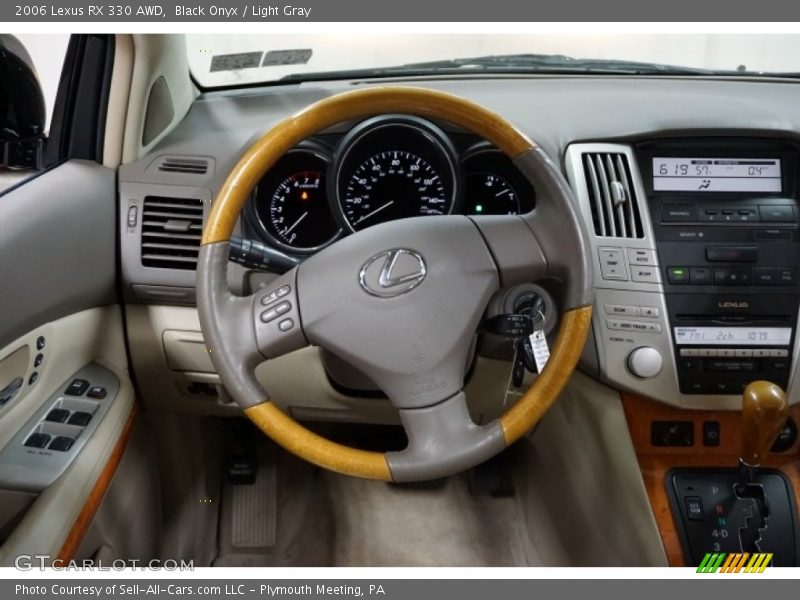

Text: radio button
xmin=662 ymin=205 xmax=696 ymax=222
xmin=754 ymin=349 xmax=771 ymax=357
xmin=718 ymin=349 xmax=736 ymax=358
xmin=667 ymin=267 xmax=690 ymax=284
xmin=770 ymin=349 xmax=789 ymax=358
xmin=640 ymin=306 xmax=659 ymax=318
xmin=698 ymin=349 xmax=717 ymax=357
xmin=626 ymin=248 xmax=658 ymax=267
xmin=690 ymin=267 xmax=712 ymax=285
xmin=680 ymin=349 xmax=700 ymax=357
xmin=776 ymin=268 xmax=795 ymax=285
xmin=754 ymin=267 xmax=777 ymax=285
xmin=713 ymin=267 xmax=752 ymax=285
xmin=604 ymin=304 xmax=639 ymax=317
xmin=598 ymin=247 xmax=628 ymax=281
xmin=771 ymin=359 xmax=790 ymax=370
xmin=759 ymin=205 xmax=795 ymax=223
xmin=631 ymin=266 xmax=661 ymax=284
xmin=734 ymin=349 xmax=754 ymax=357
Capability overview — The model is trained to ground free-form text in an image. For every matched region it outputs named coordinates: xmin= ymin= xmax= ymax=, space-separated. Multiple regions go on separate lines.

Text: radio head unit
xmin=636 ymin=138 xmax=800 ymax=395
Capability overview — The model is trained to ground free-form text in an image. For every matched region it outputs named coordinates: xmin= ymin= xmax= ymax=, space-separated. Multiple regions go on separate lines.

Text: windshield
xmin=187 ymin=33 xmax=800 ymax=88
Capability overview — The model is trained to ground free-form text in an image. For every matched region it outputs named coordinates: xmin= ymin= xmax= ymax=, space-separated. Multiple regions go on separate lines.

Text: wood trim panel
xmin=56 ymin=405 xmax=139 ymax=562
xmin=622 ymin=393 xmax=800 ymax=566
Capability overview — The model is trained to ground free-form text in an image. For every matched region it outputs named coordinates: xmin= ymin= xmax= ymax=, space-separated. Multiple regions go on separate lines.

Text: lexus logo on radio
xmin=718 ymin=301 xmax=750 ymax=309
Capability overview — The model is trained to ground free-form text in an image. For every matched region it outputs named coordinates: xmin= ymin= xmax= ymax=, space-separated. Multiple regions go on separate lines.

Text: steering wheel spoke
xmin=252 ymin=268 xmax=308 ymax=359
xmin=388 ymin=389 xmax=505 ymax=482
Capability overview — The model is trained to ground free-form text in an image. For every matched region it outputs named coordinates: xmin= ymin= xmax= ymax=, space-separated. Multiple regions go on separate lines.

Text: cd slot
xmin=673 ymin=314 xmax=791 ymax=325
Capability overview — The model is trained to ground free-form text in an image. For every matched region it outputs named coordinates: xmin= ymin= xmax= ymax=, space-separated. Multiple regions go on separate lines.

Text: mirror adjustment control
xmin=65 ymin=379 xmax=90 ymax=396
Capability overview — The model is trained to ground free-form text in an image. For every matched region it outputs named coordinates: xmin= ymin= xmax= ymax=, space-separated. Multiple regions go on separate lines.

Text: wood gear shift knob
xmin=741 ymin=380 xmax=789 ymax=468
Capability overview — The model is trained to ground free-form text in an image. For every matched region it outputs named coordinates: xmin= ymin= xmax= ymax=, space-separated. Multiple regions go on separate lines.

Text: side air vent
xmin=582 ymin=153 xmax=644 ymax=238
xmin=140 ymin=196 xmax=204 ymax=270
xmin=157 ymin=157 xmax=209 ymax=175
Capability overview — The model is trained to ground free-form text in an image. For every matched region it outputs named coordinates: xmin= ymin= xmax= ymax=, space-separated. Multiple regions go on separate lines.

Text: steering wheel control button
xmin=48 ymin=436 xmax=75 ymax=452
xmin=278 ymin=319 xmax=294 ymax=332
xmin=45 ymin=408 xmax=70 ymax=423
xmin=24 ymin=432 xmax=51 ymax=449
xmin=627 ymin=346 xmax=664 ymax=378
xmin=260 ymin=301 xmax=292 ymax=323
xmin=598 ymin=247 xmax=628 ymax=281
xmin=36 ymin=336 xmax=45 ymax=350
xmin=261 ymin=285 xmax=292 ymax=306
xmin=65 ymin=379 xmax=90 ymax=396
xmin=87 ymin=386 xmax=107 ymax=399
xmin=68 ymin=412 xmax=93 ymax=427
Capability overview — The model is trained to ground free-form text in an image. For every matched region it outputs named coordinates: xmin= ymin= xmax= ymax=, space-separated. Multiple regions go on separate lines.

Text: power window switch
xmin=68 ymin=411 xmax=93 ymax=426
xmin=45 ymin=408 xmax=71 ymax=423
xmin=65 ymin=379 xmax=90 ymax=396
xmin=24 ymin=433 xmax=51 ymax=448
xmin=87 ymin=386 xmax=107 ymax=399
xmin=685 ymin=496 xmax=705 ymax=521
xmin=48 ymin=436 xmax=75 ymax=452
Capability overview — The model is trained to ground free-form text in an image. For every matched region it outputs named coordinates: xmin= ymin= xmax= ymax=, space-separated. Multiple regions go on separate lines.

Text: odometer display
xmin=343 ymin=151 xmax=450 ymax=231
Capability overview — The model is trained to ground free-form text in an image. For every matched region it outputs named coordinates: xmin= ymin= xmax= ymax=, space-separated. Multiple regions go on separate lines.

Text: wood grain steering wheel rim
xmin=199 ymin=86 xmax=593 ymax=481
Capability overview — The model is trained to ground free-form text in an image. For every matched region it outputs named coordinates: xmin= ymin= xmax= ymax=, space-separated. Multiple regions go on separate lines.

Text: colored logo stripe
xmin=697 ymin=553 xmax=772 ymax=573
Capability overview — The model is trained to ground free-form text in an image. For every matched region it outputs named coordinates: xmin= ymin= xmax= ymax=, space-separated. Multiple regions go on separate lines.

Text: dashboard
xmin=117 ymin=75 xmax=800 ymax=414
xmin=242 ymin=115 xmax=535 ymax=255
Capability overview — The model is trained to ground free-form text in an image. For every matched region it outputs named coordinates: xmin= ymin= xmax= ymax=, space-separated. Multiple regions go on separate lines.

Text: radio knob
xmin=627 ymin=347 xmax=663 ymax=378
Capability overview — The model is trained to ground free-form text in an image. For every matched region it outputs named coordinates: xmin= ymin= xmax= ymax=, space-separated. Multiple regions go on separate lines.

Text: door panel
xmin=0 ymin=160 xmax=116 ymax=349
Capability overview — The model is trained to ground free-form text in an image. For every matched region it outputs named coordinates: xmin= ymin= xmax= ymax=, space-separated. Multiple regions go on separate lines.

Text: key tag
xmin=529 ymin=309 xmax=550 ymax=374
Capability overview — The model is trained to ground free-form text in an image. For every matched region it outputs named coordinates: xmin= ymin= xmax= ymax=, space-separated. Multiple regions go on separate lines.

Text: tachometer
xmin=333 ymin=116 xmax=459 ymax=232
xmin=343 ymin=150 xmax=450 ymax=231
xmin=250 ymin=148 xmax=340 ymax=252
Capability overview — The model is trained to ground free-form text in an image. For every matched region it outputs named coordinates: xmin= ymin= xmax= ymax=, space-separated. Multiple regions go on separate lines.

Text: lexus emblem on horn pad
xmin=359 ymin=249 xmax=427 ymax=297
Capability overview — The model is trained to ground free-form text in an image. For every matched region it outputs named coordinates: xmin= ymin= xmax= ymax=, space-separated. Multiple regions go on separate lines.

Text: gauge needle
xmin=283 ymin=211 xmax=308 ymax=236
xmin=355 ymin=200 xmax=394 ymax=225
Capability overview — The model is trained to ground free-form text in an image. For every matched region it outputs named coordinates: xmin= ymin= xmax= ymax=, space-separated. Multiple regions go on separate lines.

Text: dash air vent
xmin=140 ymin=196 xmax=204 ymax=270
xmin=157 ymin=157 xmax=209 ymax=175
xmin=582 ymin=153 xmax=643 ymax=238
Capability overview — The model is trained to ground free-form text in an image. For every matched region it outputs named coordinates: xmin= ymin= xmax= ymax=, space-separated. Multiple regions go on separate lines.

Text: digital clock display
xmin=674 ymin=326 xmax=792 ymax=346
xmin=653 ymin=157 xmax=782 ymax=192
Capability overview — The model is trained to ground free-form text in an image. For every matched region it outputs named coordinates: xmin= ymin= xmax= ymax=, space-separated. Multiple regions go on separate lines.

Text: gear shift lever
xmin=739 ymin=381 xmax=788 ymax=484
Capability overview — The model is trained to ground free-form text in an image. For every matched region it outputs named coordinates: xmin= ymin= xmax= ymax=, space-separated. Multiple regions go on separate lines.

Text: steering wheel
xmin=197 ymin=87 xmax=593 ymax=482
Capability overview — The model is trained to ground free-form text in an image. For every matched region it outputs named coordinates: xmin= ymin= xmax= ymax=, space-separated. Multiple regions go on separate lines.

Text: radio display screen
xmin=674 ymin=326 xmax=792 ymax=346
xmin=653 ymin=157 xmax=782 ymax=192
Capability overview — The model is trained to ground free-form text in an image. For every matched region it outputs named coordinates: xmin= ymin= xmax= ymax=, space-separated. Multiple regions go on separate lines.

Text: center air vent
xmin=157 ymin=157 xmax=209 ymax=175
xmin=140 ymin=196 xmax=204 ymax=270
xmin=582 ymin=153 xmax=643 ymax=238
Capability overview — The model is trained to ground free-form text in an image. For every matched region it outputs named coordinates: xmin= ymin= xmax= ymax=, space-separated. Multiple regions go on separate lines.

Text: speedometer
xmin=343 ymin=151 xmax=449 ymax=231
xmin=333 ymin=116 xmax=459 ymax=232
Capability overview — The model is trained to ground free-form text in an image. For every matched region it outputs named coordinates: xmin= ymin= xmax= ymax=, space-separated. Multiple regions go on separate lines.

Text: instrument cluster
xmin=245 ymin=115 xmax=536 ymax=254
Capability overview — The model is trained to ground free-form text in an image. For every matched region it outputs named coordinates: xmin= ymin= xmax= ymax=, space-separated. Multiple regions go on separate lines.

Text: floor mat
xmin=214 ymin=453 xmax=534 ymax=567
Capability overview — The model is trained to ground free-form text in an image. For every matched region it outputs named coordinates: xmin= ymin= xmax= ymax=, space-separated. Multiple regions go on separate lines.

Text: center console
xmin=565 ymin=138 xmax=800 ymax=410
